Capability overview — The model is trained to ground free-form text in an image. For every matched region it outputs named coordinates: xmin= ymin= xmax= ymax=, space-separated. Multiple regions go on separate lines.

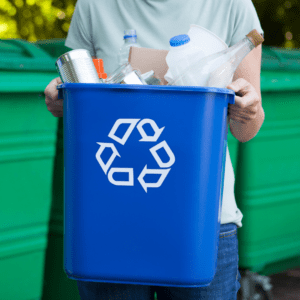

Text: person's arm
xmin=227 ymin=44 xmax=265 ymax=143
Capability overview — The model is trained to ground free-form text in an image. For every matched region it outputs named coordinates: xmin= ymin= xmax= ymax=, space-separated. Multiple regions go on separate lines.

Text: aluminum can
xmin=56 ymin=49 xmax=101 ymax=83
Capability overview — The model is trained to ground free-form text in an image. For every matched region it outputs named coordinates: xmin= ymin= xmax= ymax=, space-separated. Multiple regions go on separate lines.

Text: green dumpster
xmin=35 ymin=39 xmax=71 ymax=60
xmin=228 ymin=46 xmax=300 ymax=276
xmin=41 ymin=119 xmax=82 ymax=300
xmin=35 ymin=40 xmax=82 ymax=300
xmin=0 ymin=39 xmax=58 ymax=300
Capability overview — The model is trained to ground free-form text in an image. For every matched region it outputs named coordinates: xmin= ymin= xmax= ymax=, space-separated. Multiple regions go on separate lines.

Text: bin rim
xmin=58 ymin=83 xmax=235 ymax=104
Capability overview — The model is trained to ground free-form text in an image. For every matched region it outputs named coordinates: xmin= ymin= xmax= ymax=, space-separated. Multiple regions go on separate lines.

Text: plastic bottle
xmin=106 ymin=63 xmax=146 ymax=85
xmin=118 ymin=29 xmax=141 ymax=66
xmin=164 ymin=34 xmax=205 ymax=83
xmin=170 ymin=29 xmax=264 ymax=88
xmin=187 ymin=25 xmax=228 ymax=58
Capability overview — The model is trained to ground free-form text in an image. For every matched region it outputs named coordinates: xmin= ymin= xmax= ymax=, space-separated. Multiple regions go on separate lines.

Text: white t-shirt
xmin=65 ymin=0 xmax=264 ymax=228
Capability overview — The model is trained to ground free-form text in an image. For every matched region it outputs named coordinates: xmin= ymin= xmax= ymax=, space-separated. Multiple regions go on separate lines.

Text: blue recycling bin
xmin=58 ymin=83 xmax=235 ymax=287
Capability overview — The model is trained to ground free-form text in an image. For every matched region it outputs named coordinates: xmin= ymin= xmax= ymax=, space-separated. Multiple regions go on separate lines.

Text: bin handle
xmin=9 ymin=39 xmax=53 ymax=59
xmin=57 ymin=84 xmax=64 ymax=100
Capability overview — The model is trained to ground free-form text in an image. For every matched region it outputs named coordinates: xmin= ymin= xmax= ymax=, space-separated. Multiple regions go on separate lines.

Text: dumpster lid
xmin=262 ymin=46 xmax=300 ymax=71
xmin=0 ymin=39 xmax=56 ymax=72
xmin=35 ymin=39 xmax=72 ymax=58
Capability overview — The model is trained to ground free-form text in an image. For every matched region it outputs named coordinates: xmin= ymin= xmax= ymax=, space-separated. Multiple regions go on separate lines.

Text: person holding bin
xmin=45 ymin=0 xmax=265 ymax=299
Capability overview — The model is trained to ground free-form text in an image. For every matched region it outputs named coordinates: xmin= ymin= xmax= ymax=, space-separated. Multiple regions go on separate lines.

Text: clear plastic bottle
xmin=164 ymin=34 xmax=205 ymax=83
xmin=170 ymin=29 xmax=264 ymax=88
xmin=106 ymin=63 xmax=146 ymax=85
xmin=118 ymin=29 xmax=141 ymax=66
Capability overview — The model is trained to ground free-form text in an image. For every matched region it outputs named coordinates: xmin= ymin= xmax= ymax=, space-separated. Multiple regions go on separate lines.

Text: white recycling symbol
xmin=95 ymin=118 xmax=175 ymax=192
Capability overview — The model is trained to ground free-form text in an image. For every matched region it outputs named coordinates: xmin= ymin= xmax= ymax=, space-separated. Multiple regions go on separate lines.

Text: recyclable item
xmin=187 ymin=24 xmax=228 ymax=57
xmin=141 ymin=70 xmax=155 ymax=80
xmin=165 ymin=26 xmax=228 ymax=85
xmin=164 ymin=34 xmax=205 ymax=84
xmin=118 ymin=29 xmax=141 ymax=66
xmin=141 ymin=70 xmax=162 ymax=85
xmin=93 ymin=58 xmax=107 ymax=81
xmin=55 ymin=49 xmax=101 ymax=83
xmin=106 ymin=62 xmax=146 ymax=85
xmin=170 ymin=29 xmax=264 ymax=87
xmin=146 ymin=76 xmax=161 ymax=86
xmin=129 ymin=47 xmax=169 ymax=85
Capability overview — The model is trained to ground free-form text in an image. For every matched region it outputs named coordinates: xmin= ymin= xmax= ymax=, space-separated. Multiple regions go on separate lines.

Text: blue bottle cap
xmin=124 ymin=29 xmax=137 ymax=39
xmin=169 ymin=34 xmax=190 ymax=47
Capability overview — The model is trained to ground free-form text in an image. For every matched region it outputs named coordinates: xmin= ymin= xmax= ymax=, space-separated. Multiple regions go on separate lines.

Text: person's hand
xmin=45 ymin=77 xmax=63 ymax=117
xmin=226 ymin=78 xmax=261 ymax=124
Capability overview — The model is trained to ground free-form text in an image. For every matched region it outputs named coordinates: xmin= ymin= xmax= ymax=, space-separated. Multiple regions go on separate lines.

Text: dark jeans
xmin=77 ymin=223 xmax=241 ymax=300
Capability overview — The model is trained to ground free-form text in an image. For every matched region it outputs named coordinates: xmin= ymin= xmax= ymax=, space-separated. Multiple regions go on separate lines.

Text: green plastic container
xmin=0 ymin=39 xmax=58 ymax=300
xmin=229 ymin=46 xmax=300 ymax=275
xmin=42 ymin=119 xmax=81 ymax=300
xmin=34 ymin=40 xmax=81 ymax=300
xmin=35 ymin=39 xmax=72 ymax=60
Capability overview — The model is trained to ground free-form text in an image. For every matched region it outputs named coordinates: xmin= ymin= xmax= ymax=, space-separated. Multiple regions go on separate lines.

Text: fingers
xmin=234 ymin=93 xmax=259 ymax=109
xmin=230 ymin=117 xmax=247 ymax=126
xmin=228 ymin=107 xmax=251 ymax=124
xmin=44 ymin=77 xmax=63 ymax=118
xmin=49 ymin=110 xmax=63 ymax=118
xmin=56 ymin=77 xmax=62 ymax=85
xmin=228 ymin=103 xmax=258 ymax=115
xmin=45 ymin=99 xmax=63 ymax=116
xmin=227 ymin=78 xmax=249 ymax=95
xmin=228 ymin=101 xmax=259 ymax=124
xmin=227 ymin=79 xmax=260 ymax=109
xmin=229 ymin=115 xmax=247 ymax=124
xmin=228 ymin=109 xmax=252 ymax=123
xmin=45 ymin=77 xmax=61 ymax=100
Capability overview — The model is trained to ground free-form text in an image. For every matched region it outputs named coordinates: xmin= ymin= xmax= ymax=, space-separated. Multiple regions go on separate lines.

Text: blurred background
xmin=0 ymin=0 xmax=299 ymax=47
xmin=0 ymin=1 xmax=300 ymax=300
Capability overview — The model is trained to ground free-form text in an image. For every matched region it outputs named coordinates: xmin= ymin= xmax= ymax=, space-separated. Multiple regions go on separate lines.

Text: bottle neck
xmin=124 ymin=37 xmax=137 ymax=44
xmin=221 ymin=37 xmax=255 ymax=69
xmin=229 ymin=36 xmax=255 ymax=68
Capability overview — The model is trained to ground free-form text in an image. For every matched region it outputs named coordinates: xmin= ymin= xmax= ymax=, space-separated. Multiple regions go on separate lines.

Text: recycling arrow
xmin=108 ymin=168 xmax=134 ymax=186
xmin=96 ymin=118 xmax=175 ymax=192
xmin=137 ymin=165 xmax=171 ymax=193
xmin=95 ymin=142 xmax=120 ymax=174
xmin=149 ymin=140 xmax=175 ymax=168
xmin=108 ymin=119 xmax=140 ymax=145
xmin=137 ymin=119 xmax=164 ymax=142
